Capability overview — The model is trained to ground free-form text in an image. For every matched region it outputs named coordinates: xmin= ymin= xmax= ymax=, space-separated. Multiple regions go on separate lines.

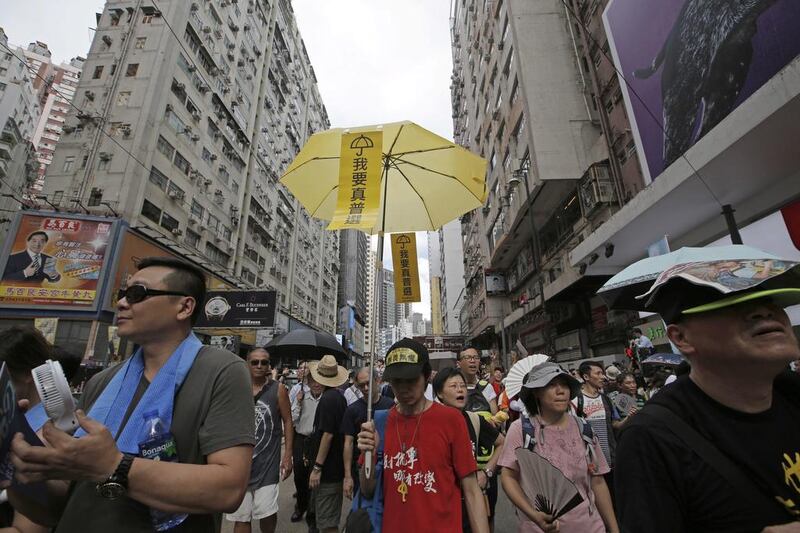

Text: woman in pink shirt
xmin=498 ymin=362 xmax=619 ymax=533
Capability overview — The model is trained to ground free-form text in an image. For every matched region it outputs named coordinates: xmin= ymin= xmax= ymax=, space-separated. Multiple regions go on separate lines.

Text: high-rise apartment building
xmin=448 ymin=0 xmax=644 ymax=361
xmin=427 ymin=230 xmax=444 ymax=334
xmin=378 ymin=267 xmax=396 ymax=330
xmin=43 ymin=0 xmax=338 ymax=333
xmin=336 ymin=228 xmax=368 ymax=357
xmin=21 ymin=41 xmax=84 ymax=191
xmin=0 ymin=28 xmax=41 ymax=240
xmin=438 ymin=219 xmax=466 ymax=335
xmin=363 ymin=246 xmax=376 ymax=357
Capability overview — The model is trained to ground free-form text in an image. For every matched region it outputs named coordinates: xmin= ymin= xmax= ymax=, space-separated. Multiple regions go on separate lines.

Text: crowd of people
xmin=0 ymin=254 xmax=799 ymax=533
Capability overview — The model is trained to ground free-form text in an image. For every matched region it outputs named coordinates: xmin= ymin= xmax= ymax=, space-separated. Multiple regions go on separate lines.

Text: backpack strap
xmin=576 ymin=393 xmax=586 ymax=418
xmin=636 ymin=404 xmax=781 ymax=515
xmin=521 ymin=415 xmax=537 ymax=451
xmin=572 ymin=414 xmax=599 ymax=473
xmin=466 ymin=411 xmax=481 ymax=446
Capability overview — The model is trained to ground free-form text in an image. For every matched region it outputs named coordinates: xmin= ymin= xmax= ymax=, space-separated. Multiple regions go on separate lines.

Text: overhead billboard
xmin=603 ymin=0 xmax=800 ymax=182
xmin=195 ymin=290 xmax=277 ymax=328
xmin=0 ymin=213 xmax=118 ymax=310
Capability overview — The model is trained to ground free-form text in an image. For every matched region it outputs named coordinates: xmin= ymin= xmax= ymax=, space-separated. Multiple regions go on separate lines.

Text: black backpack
xmin=465 ymin=380 xmax=492 ymax=414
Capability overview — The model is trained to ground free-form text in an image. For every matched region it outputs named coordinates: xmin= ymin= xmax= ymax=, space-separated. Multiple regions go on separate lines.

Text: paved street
xmin=221 ymin=473 xmax=519 ymax=532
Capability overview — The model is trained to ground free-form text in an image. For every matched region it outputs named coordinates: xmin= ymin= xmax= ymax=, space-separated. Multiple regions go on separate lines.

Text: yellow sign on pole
xmin=328 ymin=130 xmax=383 ymax=230
xmin=391 ymin=233 xmax=421 ymax=303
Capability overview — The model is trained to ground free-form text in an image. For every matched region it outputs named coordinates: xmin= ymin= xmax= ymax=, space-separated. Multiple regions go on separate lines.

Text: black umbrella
xmin=263 ymin=329 xmax=347 ymax=361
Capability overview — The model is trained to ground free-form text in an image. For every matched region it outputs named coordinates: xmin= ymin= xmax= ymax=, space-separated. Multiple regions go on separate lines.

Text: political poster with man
xmin=0 ymin=213 xmax=118 ymax=309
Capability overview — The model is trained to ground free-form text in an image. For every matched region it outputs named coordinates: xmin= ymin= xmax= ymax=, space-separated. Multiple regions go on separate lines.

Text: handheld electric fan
xmin=31 ymin=360 xmax=78 ymax=432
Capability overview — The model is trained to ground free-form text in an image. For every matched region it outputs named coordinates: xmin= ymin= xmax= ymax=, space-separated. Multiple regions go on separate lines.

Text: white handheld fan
xmin=31 ymin=360 xmax=78 ymax=432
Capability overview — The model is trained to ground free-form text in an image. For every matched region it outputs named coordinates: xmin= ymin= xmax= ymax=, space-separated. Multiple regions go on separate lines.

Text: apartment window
xmin=513 ymin=115 xmax=526 ymax=144
xmin=135 ymin=37 xmax=147 ymax=49
xmin=160 ymin=211 xmax=179 ymax=232
xmin=170 ymin=79 xmax=187 ymax=103
xmin=202 ymin=147 xmax=212 ymax=163
xmin=62 ymin=156 xmax=76 ymax=172
xmin=185 ymin=229 xmax=201 ymax=248
xmin=110 ymin=15 xmax=120 ymax=26
xmin=167 ymin=181 xmax=185 ymax=201
xmin=92 ymin=65 xmax=104 ymax=79
xmin=173 ymin=151 xmax=191 ymax=174
xmin=191 ymin=199 xmax=204 ymax=219
xmin=80 ymin=155 xmax=89 ymax=169
xmin=207 ymin=214 xmax=220 ymax=233
xmin=149 ymin=166 xmax=169 ymax=190
xmin=116 ymin=91 xmax=131 ymax=106
xmin=156 ymin=135 xmax=175 ymax=160
xmin=219 ymin=166 xmax=230 ymax=184
xmin=88 ymin=188 xmax=103 ymax=207
xmin=142 ymin=14 xmax=154 ymax=24
xmin=503 ymin=47 xmax=514 ymax=77
xmin=125 ymin=63 xmax=139 ymax=77
xmin=625 ymin=140 xmax=636 ymax=159
xmin=223 ymin=227 xmax=232 ymax=241
xmin=489 ymin=150 xmax=496 ymax=171
xmin=165 ymin=108 xmax=186 ymax=133
xmin=141 ymin=199 xmax=162 ymax=223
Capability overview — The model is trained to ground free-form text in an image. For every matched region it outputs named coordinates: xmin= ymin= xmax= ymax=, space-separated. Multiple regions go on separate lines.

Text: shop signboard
xmin=0 ymin=212 xmax=119 ymax=311
xmin=412 ymin=334 xmax=465 ymax=352
xmin=195 ymin=290 xmax=277 ymax=328
xmin=603 ymin=0 xmax=800 ymax=182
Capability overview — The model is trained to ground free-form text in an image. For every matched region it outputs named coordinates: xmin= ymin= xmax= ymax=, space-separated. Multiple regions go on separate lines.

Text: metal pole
xmin=721 ymin=204 xmax=743 ymax=245
xmin=365 ymin=160 xmax=390 ymax=479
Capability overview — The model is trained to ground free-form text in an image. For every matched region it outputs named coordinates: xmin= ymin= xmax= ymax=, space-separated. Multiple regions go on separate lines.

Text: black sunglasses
xmin=118 ymin=284 xmax=190 ymax=304
xmin=250 ymin=360 xmax=270 ymax=367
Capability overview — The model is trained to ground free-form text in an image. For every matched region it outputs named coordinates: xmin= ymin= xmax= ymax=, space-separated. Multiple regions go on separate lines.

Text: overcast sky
xmin=2 ymin=0 xmax=454 ymax=320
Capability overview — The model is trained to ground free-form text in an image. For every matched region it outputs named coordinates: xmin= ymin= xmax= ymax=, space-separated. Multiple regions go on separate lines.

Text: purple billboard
xmin=603 ymin=0 xmax=800 ymax=182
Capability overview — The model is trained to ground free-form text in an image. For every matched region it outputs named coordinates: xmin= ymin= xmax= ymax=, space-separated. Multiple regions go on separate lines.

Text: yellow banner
xmin=391 ymin=233 xmax=421 ymax=303
xmin=0 ymin=284 xmax=96 ymax=304
xmin=34 ymin=318 xmax=58 ymax=344
xmin=328 ymin=130 xmax=383 ymax=230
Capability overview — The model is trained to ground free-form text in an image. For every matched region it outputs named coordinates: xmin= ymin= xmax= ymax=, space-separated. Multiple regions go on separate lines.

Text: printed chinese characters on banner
xmin=328 ymin=131 xmax=383 ymax=231
xmin=391 ymin=233 xmax=421 ymax=303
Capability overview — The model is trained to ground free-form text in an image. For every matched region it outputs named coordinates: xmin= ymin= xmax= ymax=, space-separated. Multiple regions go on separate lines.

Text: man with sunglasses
xmin=226 ymin=348 xmax=293 ymax=533
xmin=340 ymin=367 xmax=393 ymax=499
xmin=9 ymin=256 xmax=255 ymax=533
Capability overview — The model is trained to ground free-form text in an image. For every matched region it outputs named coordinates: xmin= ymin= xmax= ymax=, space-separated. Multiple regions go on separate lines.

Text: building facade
xmin=0 ymin=28 xmax=41 ymax=240
xmin=21 ymin=41 xmax=84 ymax=192
xmin=448 ymin=0 xmax=645 ymax=363
xmin=438 ymin=219 xmax=465 ymax=334
xmin=427 ymin=229 xmax=444 ymax=334
xmin=363 ymin=246 xmax=376 ymax=357
xmin=570 ymin=1 xmax=800 ymax=329
xmin=336 ymin=228 xmax=368 ymax=357
xmin=42 ymin=0 xmax=338 ymax=333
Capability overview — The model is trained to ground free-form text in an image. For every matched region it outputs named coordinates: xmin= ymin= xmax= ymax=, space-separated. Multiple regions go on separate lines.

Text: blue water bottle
xmin=139 ymin=410 xmax=187 ymax=531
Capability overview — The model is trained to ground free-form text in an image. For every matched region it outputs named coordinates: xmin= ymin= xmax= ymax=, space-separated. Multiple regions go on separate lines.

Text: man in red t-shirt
xmin=357 ymin=338 xmax=489 ymax=533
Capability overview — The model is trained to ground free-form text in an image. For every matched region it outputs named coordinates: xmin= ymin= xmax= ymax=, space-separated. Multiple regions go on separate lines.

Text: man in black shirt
xmin=340 ymin=367 xmax=394 ymax=498
xmin=613 ymin=268 xmax=800 ymax=532
xmin=306 ymin=355 xmax=348 ymax=533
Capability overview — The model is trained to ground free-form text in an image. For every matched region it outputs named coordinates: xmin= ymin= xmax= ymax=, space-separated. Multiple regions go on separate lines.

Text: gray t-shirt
xmin=55 ymin=346 xmax=255 ymax=533
xmin=249 ymin=380 xmax=282 ymax=489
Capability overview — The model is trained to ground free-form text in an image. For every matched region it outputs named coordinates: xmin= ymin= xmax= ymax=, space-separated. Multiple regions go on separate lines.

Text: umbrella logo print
xmin=395 ymin=234 xmax=412 ymax=249
xmin=349 ymin=134 xmax=375 ymax=157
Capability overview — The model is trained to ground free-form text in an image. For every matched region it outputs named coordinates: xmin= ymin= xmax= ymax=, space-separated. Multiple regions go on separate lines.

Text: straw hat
xmin=308 ymin=354 xmax=348 ymax=388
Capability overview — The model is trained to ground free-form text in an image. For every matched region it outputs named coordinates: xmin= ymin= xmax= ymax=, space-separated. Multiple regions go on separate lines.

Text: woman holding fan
xmin=498 ymin=362 xmax=618 ymax=533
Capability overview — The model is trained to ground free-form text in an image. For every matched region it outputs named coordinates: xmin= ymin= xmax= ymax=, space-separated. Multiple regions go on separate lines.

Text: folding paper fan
xmin=515 ymin=448 xmax=583 ymax=519
xmin=504 ymin=354 xmax=549 ymax=399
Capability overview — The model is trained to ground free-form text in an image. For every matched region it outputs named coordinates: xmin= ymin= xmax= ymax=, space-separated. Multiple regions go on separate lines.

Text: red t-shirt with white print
xmin=381 ymin=402 xmax=478 ymax=533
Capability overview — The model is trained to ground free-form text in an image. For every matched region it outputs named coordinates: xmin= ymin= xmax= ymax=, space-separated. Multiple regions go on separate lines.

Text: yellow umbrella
xmin=281 ymin=121 xmax=487 ymax=477
xmin=280 ymin=121 xmax=487 ymax=233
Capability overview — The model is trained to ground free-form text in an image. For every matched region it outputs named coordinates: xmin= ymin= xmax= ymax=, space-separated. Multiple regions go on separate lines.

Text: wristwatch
xmin=204 ymin=296 xmax=231 ymax=322
xmin=483 ymin=468 xmax=494 ymax=478
xmin=96 ymin=453 xmax=135 ymax=500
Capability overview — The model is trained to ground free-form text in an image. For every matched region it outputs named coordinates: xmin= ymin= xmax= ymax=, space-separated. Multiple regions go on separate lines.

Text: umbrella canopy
xmin=642 ymin=352 xmax=685 ymax=366
xmin=597 ymin=245 xmax=782 ymax=310
xmin=280 ymin=121 xmax=487 ymax=234
xmin=264 ymin=329 xmax=347 ymax=360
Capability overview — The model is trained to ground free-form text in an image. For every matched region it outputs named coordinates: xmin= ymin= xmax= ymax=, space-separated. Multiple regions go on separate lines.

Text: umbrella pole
xmin=364 ymin=161 xmax=391 ymax=479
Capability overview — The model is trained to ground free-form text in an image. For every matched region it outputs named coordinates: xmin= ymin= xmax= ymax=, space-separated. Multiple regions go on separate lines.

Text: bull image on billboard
xmin=603 ymin=0 xmax=800 ymax=182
